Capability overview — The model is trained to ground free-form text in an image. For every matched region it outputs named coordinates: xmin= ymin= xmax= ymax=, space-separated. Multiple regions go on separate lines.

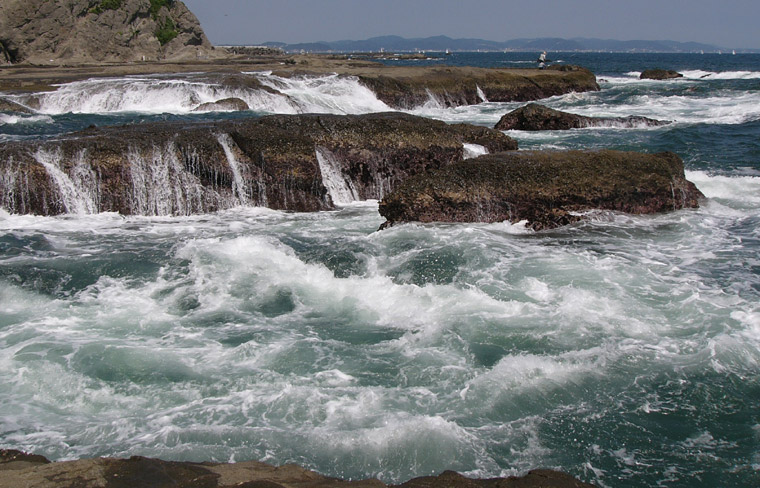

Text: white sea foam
xmin=251 ymin=72 xmax=392 ymax=114
xmin=681 ymin=70 xmax=760 ymax=80
xmin=463 ymin=143 xmax=488 ymax=159
xmin=0 ymin=113 xmax=54 ymax=125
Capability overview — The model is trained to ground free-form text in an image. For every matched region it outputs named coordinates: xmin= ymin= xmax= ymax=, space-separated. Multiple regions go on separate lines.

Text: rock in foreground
xmin=0 ymin=112 xmax=516 ymax=216
xmin=494 ymin=103 xmax=669 ymax=131
xmin=0 ymin=450 xmax=596 ymax=488
xmin=379 ymin=150 xmax=704 ymax=230
xmin=640 ymin=69 xmax=684 ymax=80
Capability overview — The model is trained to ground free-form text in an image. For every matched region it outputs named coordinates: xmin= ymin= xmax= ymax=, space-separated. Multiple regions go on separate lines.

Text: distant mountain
xmin=261 ymin=36 xmax=730 ymax=53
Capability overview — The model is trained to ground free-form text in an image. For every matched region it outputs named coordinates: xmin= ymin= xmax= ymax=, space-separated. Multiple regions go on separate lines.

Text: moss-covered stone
xmin=379 ymin=150 xmax=704 ymax=230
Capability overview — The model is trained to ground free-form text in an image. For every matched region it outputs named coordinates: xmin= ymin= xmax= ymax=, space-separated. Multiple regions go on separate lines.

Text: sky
xmin=182 ymin=0 xmax=760 ymax=49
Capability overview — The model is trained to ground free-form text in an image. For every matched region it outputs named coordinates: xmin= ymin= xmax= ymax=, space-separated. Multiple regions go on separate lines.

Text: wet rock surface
xmin=379 ymin=150 xmax=704 ymax=230
xmin=0 ymin=451 xmax=596 ymax=488
xmin=358 ymin=65 xmax=599 ymax=109
xmin=0 ymin=112 xmax=516 ymax=216
xmin=494 ymin=103 xmax=669 ymax=131
xmin=639 ymin=69 xmax=684 ymax=80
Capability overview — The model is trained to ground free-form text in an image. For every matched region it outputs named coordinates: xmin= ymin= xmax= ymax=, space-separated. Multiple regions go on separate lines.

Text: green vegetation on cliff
xmin=155 ymin=17 xmax=178 ymax=45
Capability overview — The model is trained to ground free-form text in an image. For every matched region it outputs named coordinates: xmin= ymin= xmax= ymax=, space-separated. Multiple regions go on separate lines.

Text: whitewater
xmin=1 ymin=52 xmax=759 ymax=487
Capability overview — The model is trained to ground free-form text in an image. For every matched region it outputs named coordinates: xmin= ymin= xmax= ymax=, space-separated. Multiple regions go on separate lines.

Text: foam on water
xmin=251 ymin=72 xmax=392 ymax=114
xmin=463 ymin=143 xmax=489 ymax=159
xmin=1 ymin=179 xmax=759 ymax=484
xmin=0 ymin=113 xmax=54 ymax=125
xmin=21 ymin=73 xmax=393 ymax=116
xmin=2 ymin=53 xmax=760 ymax=487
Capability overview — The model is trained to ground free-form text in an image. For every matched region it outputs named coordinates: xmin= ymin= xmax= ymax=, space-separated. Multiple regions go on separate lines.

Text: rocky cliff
xmin=379 ymin=150 xmax=704 ymax=230
xmin=0 ymin=0 xmax=218 ymax=65
xmin=0 ymin=113 xmax=517 ymax=216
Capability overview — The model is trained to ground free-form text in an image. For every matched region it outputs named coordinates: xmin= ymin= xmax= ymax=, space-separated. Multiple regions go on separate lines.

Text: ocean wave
xmin=681 ymin=69 xmax=760 ymax=80
xmin=0 ymin=113 xmax=54 ymax=125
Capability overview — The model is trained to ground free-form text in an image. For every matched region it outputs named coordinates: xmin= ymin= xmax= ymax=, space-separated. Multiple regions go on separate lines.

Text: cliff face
xmin=0 ymin=0 xmax=218 ymax=65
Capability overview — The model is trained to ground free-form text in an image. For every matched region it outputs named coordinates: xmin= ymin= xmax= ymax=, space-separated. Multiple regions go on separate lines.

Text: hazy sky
xmin=182 ymin=0 xmax=760 ymax=49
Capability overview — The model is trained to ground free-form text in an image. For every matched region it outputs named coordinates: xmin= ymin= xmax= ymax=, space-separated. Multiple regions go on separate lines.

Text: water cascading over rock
xmin=0 ymin=113 xmax=517 ymax=216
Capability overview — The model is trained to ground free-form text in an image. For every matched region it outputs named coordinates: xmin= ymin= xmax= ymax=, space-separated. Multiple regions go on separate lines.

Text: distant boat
xmin=445 ymin=49 xmax=451 ymax=55
xmin=733 ymin=50 xmax=737 ymax=55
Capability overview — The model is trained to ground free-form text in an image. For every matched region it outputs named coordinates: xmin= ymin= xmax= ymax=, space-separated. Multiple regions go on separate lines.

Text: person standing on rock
xmin=537 ymin=51 xmax=547 ymax=69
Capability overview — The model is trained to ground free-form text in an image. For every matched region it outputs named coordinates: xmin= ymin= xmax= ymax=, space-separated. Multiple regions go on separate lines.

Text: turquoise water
xmin=1 ymin=53 xmax=759 ymax=487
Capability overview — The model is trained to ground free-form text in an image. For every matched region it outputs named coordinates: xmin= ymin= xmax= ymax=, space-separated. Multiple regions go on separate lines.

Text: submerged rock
xmin=0 ymin=452 xmax=596 ymax=488
xmin=379 ymin=150 xmax=704 ymax=230
xmin=640 ymin=69 xmax=684 ymax=80
xmin=0 ymin=112 xmax=516 ymax=216
xmin=0 ymin=96 xmax=34 ymax=113
xmin=193 ymin=97 xmax=250 ymax=112
xmin=494 ymin=103 xmax=669 ymax=131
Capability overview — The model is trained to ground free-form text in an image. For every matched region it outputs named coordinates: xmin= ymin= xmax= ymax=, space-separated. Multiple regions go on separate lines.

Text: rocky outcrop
xmin=494 ymin=103 xmax=669 ymax=131
xmin=0 ymin=96 xmax=34 ymax=113
xmin=0 ymin=0 xmax=219 ymax=65
xmin=640 ymin=69 xmax=683 ymax=80
xmin=379 ymin=150 xmax=704 ymax=230
xmin=0 ymin=450 xmax=596 ymax=488
xmin=356 ymin=65 xmax=600 ymax=108
xmin=0 ymin=112 xmax=517 ymax=216
xmin=193 ymin=97 xmax=250 ymax=112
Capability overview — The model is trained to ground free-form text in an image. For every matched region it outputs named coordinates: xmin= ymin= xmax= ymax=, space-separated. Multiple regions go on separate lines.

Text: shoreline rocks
xmin=0 ymin=112 xmax=516 ymax=216
xmin=640 ymin=69 xmax=683 ymax=80
xmin=357 ymin=65 xmax=599 ymax=108
xmin=494 ymin=103 xmax=669 ymax=131
xmin=379 ymin=150 xmax=704 ymax=230
xmin=0 ymin=450 xmax=597 ymax=488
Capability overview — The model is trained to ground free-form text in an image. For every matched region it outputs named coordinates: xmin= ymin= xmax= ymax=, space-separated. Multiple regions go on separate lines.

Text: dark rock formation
xmin=0 ymin=451 xmax=596 ymax=488
xmin=0 ymin=0 xmax=219 ymax=65
xmin=0 ymin=96 xmax=34 ymax=113
xmin=357 ymin=65 xmax=600 ymax=109
xmin=0 ymin=112 xmax=516 ymax=216
xmin=640 ymin=69 xmax=683 ymax=80
xmin=494 ymin=103 xmax=669 ymax=131
xmin=193 ymin=97 xmax=251 ymax=112
xmin=379 ymin=150 xmax=704 ymax=230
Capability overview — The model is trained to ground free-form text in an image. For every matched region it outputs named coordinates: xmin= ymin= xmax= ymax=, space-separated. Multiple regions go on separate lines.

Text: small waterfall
xmin=315 ymin=147 xmax=359 ymax=205
xmin=463 ymin=143 xmax=489 ymax=159
xmin=33 ymin=148 xmax=97 ymax=214
xmin=253 ymin=72 xmax=391 ymax=114
xmin=0 ymin=159 xmax=27 ymax=214
xmin=217 ymin=133 xmax=249 ymax=205
xmin=422 ymin=89 xmax=446 ymax=110
xmin=128 ymin=143 xmax=207 ymax=216
xmin=476 ymin=85 xmax=489 ymax=103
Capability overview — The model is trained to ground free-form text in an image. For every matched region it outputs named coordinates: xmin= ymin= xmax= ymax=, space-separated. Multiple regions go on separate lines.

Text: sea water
xmin=1 ymin=53 xmax=759 ymax=487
